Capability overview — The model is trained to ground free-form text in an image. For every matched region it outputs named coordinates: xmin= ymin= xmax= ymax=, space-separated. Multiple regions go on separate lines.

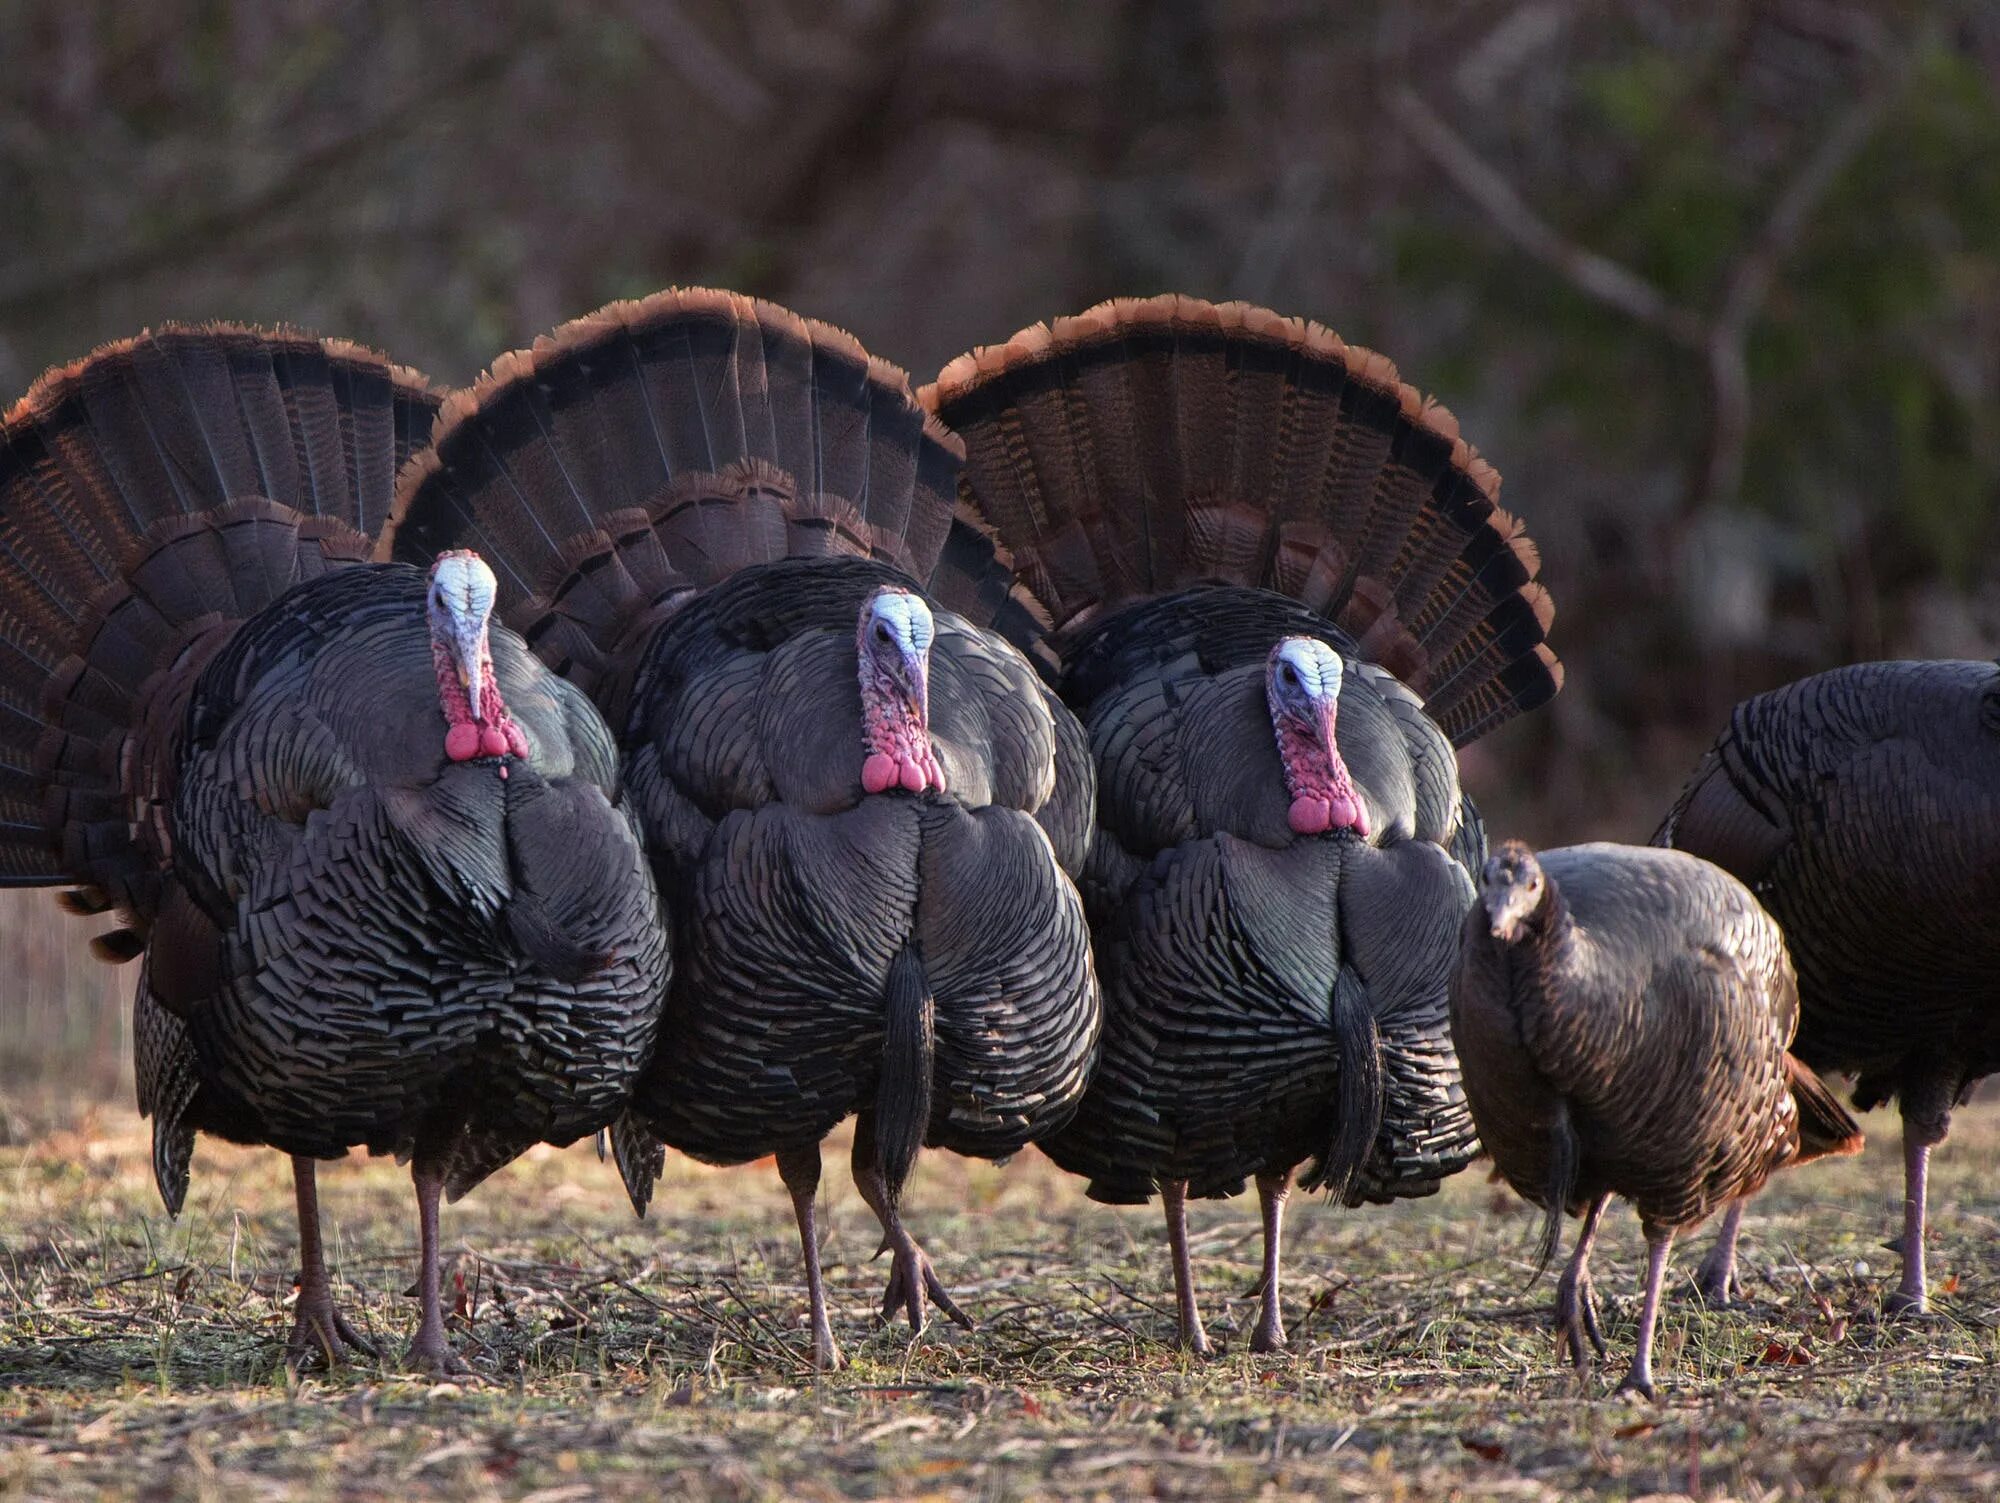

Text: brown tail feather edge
xmin=0 ymin=325 xmax=437 ymax=920
xmin=380 ymin=286 xmax=1051 ymax=699
xmin=1786 ymin=1053 xmax=1865 ymax=1163
xmin=918 ymin=293 xmax=1563 ymax=746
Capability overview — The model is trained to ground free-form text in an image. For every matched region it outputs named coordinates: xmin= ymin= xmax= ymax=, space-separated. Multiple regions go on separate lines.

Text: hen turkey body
xmin=1658 ymin=659 xmax=2000 ymax=1315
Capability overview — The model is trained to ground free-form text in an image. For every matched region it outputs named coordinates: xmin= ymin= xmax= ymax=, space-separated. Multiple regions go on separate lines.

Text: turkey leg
xmin=1554 ymin=1192 xmax=1609 ymax=1372
xmin=403 ymin=1161 xmax=465 ymax=1375
xmin=1693 ymin=1199 xmax=1746 ymax=1306
xmin=1249 ymin=1172 xmax=1290 ymax=1353
xmin=776 ymin=1144 xmax=843 ymax=1371
xmin=1887 ymin=1114 xmax=1941 ymax=1316
xmin=1616 ymin=1228 xmax=1675 ymax=1401
xmin=850 ymin=1116 xmax=971 ymax=1334
xmin=1161 ymin=1178 xmax=1211 ymax=1356
xmin=286 ymin=1157 xmax=376 ymax=1366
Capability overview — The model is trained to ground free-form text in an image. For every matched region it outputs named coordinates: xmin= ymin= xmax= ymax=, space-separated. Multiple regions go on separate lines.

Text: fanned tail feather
xmin=921 ymin=294 xmax=1562 ymax=745
xmin=0 ymin=326 xmax=436 ymax=909
xmin=381 ymin=287 xmax=1021 ymax=695
xmin=1786 ymin=1053 xmax=1865 ymax=1163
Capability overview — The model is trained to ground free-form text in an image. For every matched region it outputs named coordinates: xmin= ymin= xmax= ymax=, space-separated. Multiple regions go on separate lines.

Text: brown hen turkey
xmin=1657 ymin=661 xmax=2000 ymax=1316
xmin=0 ymin=328 xmax=669 ymax=1370
xmin=382 ymin=289 xmax=1098 ymax=1369
xmin=923 ymin=296 xmax=1561 ymax=1353
xmin=1452 ymin=841 xmax=1862 ymax=1398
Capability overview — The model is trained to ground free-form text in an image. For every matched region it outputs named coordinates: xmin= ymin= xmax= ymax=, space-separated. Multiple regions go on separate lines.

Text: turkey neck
xmin=1497 ymin=877 xmax=1577 ymax=1004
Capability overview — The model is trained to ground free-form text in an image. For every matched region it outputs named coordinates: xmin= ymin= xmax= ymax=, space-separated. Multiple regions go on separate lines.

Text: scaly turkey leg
xmin=403 ymin=1161 xmax=465 ymax=1375
xmin=286 ymin=1157 xmax=377 ymax=1367
xmin=1249 ymin=1172 xmax=1290 ymax=1353
xmin=1555 ymin=1193 xmax=1610 ymax=1371
xmin=1693 ymin=1198 xmax=1746 ymax=1306
xmin=850 ymin=1117 xmax=971 ymax=1334
xmin=776 ymin=1144 xmax=843 ymax=1370
xmin=1162 ymin=1178 xmax=1211 ymax=1356
xmin=1616 ymin=1228 xmax=1675 ymax=1401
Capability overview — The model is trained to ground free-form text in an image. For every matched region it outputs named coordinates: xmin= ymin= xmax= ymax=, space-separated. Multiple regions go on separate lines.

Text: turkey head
xmin=428 ymin=551 xmax=531 ymax=765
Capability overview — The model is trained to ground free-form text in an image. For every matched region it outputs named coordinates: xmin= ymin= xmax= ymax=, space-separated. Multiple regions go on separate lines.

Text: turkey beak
xmin=1487 ymin=881 xmax=1533 ymax=942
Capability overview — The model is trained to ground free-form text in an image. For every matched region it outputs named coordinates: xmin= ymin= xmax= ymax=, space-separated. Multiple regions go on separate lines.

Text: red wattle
xmin=479 ymin=725 xmax=510 ymax=757
xmin=444 ymin=723 xmax=482 ymax=762
xmin=898 ymin=758 xmax=925 ymax=792
xmin=504 ymin=723 xmax=530 ymax=759
xmin=862 ymin=752 xmax=898 ymax=794
xmin=1288 ymin=795 xmax=1332 ymax=835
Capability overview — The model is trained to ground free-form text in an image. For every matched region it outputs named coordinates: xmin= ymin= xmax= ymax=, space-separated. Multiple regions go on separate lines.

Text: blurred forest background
xmin=1 ymin=0 xmax=1996 ymax=1098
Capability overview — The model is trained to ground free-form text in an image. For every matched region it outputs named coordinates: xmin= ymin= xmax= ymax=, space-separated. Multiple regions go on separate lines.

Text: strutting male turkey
xmin=922 ymin=296 xmax=1562 ymax=1353
xmin=0 ymin=328 xmax=669 ymax=1371
xmin=381 ymin=289 xmax=1099 ymax=1370
xmin=1453 ymin=841 xmax=1862 ymax=1398
xmin=1657 ymin=662 xmax=2000 ymax=1316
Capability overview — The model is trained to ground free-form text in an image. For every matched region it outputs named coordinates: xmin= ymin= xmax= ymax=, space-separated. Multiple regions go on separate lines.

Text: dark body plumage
xmin=1657 ymin=660 xmax=2000 ymax=1314
xmin=924 ymin=295 xmax=1563 ymax=1352
xmin=1045 ymin=590 xmax=1477 ymax=1207
xmin=0 ymin=328 xmax=668 ymax=1369
xmin=1452 ymin=841 xmax=1861 ymax=1397
xmin=621 ymin=554 xmax=1095 ymax=1169
xmin=384 ymin=289 xmax=1098 ymax=1368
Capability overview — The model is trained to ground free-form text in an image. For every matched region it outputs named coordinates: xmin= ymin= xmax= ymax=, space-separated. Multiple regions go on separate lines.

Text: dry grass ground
xmin=0 ymin=1095 xmax=1994 ymax=1502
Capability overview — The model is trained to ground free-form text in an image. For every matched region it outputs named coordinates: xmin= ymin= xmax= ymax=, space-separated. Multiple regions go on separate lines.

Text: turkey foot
xmin=777 ymin=1145 xmax=843 ymax=1371
xmin=288 ymin=1287 xmax=377 ymax=1369
xmin=1248 ymin=1172 xmax=1290 ymax=1354
xmin=1555 ymin=1193 xmax=1610 ymax=1372
xmin=1161 ymin=1179 xmax=1212 ymax=1356
xmin=1554 ymin=1264 xmax=1607 ymax=1368
xmin=403 ymin=1162 xmax=468 ymax=1375
xmin=285 ymin=1157 xmax=377 ymax=1368
xmin=1613 ymin=1230 xmax=1675 ymax=1401
xmin=852 ymin=1154 xmax=972 ymax=1336
xmin=1692 ymin=1200 xmax=1747 ymax=1307
xmin=874 ymin=1233 xmax=970 ymax=1332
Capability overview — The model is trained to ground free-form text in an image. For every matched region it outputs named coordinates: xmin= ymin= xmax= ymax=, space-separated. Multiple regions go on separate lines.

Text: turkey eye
xmin=875 ymin=623 xmax=893 ymax=642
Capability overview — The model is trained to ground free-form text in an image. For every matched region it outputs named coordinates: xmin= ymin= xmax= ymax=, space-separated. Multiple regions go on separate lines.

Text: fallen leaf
xmin=1459 ymin=1437 xmax=1505 ymax=1462
xmin=1759 ymin=1340 xmax=1813 ymax=1367
xmin=1018 ymin=1393 xmax=1044 ymax=1420
xmin=1938 ymin=1275 xmax=1960 ymax=1295
xmin=1614 ymin=1421 xmax=1658 ymax=1440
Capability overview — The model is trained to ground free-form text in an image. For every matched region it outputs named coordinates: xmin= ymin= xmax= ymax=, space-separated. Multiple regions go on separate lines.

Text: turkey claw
xmin=1555 ymin=1267 xmax=1607 ymax=1369
xmin=876 ymin=1245 xmax=973 ymax=1334
xmin=287 ymin=1299 xmax=377 ymax=1370
xmin=402 ymin=1327 xmax=469 ymax=1376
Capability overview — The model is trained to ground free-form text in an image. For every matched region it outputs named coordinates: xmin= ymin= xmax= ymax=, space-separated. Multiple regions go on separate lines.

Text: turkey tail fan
xmin=1785 ymin=1054 xmax=1865 ymax=1164
xmin=380 ymin=287 xmax=1013 ymax=694
xmin=0 ymin=326 xmax=437 ymax=910
xmin=921 ymin=294 xmax=1563 ymax=747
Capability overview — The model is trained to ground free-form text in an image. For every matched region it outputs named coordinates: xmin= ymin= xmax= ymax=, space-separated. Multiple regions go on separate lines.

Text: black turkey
xmin=382 ymin=289 xmax=1098 ymax=1370
xmin=0 ymin=328 xmax=669 ymax=1371
xmin=1657 ymin=661 xmax=2000 ymax=1315
xmin=1452 ymin=841 xmax=1862 ymax=1397
xmin=922 ymin=295 xmax=1561 ymax=1353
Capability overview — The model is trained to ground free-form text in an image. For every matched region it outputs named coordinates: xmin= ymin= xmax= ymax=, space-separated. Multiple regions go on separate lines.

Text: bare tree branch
xmin=607 ymin=0 xmax=776 ymax=126
xmin=1387 ymin=14 xmax=1923 ymax=519
xmin=1384 ymin=83 xmax=1708 ymax=348
xmin=0 ymin=37 xmax=528 ymax=319
xmin=1698 ymin=34 xmax=1920 ymax=510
